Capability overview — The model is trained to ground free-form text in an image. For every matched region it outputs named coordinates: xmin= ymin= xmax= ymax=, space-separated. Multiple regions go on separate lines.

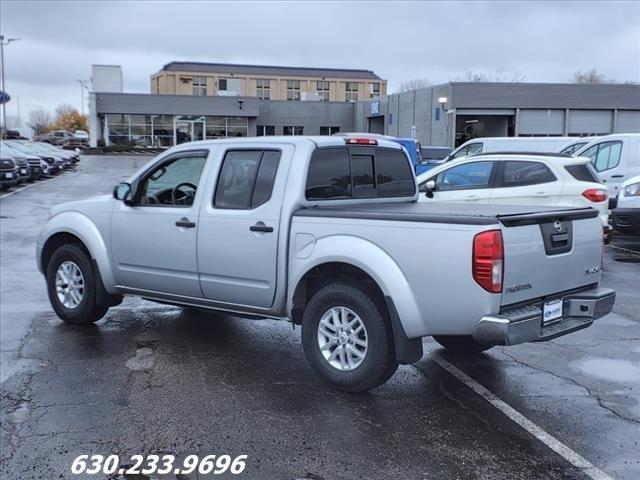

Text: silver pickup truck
xmin=37 ymin=136 xmax=615 ymax=392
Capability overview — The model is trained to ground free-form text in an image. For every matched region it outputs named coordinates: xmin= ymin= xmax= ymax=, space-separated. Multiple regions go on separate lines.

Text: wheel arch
xmin=38 ymin=211 xmax=118 ymax=295
xmin=289 ymin=235 xmax=424 ymax=364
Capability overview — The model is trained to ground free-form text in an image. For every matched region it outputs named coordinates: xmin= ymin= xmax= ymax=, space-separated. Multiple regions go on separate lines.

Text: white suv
xmin=417 ymin=153 xmax=609 ymax=226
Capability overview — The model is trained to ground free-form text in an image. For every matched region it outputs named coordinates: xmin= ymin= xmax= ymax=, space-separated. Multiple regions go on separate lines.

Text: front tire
xmin=46 ymin=244 xmax=108 ymax=324
xmin=301 ymin=282 xmax=398 ymax=393
xmin=432 ymin=335 xmax=493 ymax=354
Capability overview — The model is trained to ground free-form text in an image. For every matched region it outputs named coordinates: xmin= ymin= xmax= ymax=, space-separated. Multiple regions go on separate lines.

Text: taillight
xmin=473 ymin=230 xmax=504 ymax=293
xmin=582 ymin=188 xmax=608 ymax=203
xmin=344 ymin=138 xmax=377 ymax=145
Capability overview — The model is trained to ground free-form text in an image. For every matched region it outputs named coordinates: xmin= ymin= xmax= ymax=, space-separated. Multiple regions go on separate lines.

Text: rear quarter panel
xmin=289 ymin=216 xmax=501 ymax=338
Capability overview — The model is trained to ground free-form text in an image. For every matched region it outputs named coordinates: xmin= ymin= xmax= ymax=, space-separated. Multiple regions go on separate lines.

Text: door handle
xmin=250 ymin=222 xmax=273 ymax=233
xmin=611 ymin=174 xmax=624 ymax=178
xmin=464 ymin=195 xmax=480 ymax=201
xmin=534 ymin=192 xmax=550 ymax=197
xmin=175 ymin=217 xmax=196 ymax=228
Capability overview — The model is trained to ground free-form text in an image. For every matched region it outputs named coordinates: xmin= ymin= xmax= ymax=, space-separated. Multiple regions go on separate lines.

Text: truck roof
xmin=170 ymin=136 xmax=404 ymax=151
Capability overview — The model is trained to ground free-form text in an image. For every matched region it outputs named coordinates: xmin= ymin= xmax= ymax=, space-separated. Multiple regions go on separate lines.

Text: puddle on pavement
xmin=571 ymin=357 xmax=640 ymax=383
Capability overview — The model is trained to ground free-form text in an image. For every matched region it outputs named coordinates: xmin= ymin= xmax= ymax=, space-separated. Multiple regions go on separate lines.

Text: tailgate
xmin=498 ymin=208 xmax=603 ymax=306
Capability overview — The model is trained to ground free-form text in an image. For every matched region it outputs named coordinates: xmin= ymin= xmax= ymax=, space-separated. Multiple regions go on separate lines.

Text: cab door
xmin=197 ymin=147 xmax=289 ymax=309
xmin=421 ymin=160 xmax=496 ymax=204
xmin=110 ymin=150 xmax=209 ymax=297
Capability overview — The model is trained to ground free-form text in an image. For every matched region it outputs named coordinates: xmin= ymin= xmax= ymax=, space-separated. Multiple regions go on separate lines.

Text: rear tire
xmin=46 ymin=244 xmax=108 ymax=324
xmin=432 ymin=335 xmax=493 ymax=354
xmin=301 ymin=281 xmax=398 ymax=393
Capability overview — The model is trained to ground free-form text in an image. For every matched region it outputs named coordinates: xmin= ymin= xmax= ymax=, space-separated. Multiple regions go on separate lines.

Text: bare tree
xmin=28 ymin=108 xmax=52 ymax=135
xmin=572 ymin=69 xmax=611 ymax=84
xmin=454 ymin=68 xmax=525 ymax=83
xmin=398 ymin=78 xmax=431 ymax=92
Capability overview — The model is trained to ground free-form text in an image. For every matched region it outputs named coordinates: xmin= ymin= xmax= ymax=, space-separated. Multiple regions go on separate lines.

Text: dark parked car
xmin=0 ymin=156 xmax=19 ymax=190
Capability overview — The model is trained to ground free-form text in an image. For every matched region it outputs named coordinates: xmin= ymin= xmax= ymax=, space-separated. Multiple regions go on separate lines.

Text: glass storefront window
xmin=102 ymin=114 xmax=250 ymax=146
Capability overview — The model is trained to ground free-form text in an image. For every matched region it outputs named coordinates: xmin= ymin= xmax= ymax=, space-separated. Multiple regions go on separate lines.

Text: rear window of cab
xmin=305 ymin=146 xmax=416 ymax=200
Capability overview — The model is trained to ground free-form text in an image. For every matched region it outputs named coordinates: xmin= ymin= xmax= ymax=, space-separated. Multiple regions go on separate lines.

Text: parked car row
xmin=414 ymin=133 xmax=640 ymax=236
xmin=34 ymin=130 xmax=89 ymax=149
xmin=0 ymin=140 xmax=80 ymax=191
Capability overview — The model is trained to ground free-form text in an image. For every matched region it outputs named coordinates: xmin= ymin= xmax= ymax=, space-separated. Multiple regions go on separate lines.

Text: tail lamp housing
xmin=473 ymin=230 xmax=504 ymax=293
xmin=582 ymin=188 xmax=608 ymax=203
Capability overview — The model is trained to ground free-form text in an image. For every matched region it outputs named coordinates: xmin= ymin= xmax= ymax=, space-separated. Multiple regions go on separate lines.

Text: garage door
xmin=519 ymin=109 xmax=564 ymax=135
xmin=568 ymin=110 xmax=613 ymax=135
xmin=615 ymin=111 xmax=640 ymax=133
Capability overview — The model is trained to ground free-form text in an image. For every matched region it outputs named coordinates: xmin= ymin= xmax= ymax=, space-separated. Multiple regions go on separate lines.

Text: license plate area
xmin=543 ymin=298 xmax=563 ymax=324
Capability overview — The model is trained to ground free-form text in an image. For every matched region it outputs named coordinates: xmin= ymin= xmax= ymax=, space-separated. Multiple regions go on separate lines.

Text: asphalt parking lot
xmin=1 ymin=155 xmax=639 ymax=480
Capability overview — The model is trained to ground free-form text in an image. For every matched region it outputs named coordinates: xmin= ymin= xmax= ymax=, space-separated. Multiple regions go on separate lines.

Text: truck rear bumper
xmin=473 ymin=286 xmax=615 ymax=346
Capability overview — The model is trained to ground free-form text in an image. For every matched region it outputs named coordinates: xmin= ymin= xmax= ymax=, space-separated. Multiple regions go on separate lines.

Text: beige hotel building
xmin=150 ymin=61 xmax=387 ymax=102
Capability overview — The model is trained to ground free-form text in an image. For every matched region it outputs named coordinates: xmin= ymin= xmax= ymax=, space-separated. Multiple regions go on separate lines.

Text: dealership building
xmin=88 ymin=64 xmax=640 ymax=148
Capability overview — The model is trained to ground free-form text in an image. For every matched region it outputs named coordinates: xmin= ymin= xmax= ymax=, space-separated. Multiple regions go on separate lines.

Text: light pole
xmin=76 ymin=79 xmax=89 ymax=116
xmin=0 ymin=35 xmax=21 ymax=129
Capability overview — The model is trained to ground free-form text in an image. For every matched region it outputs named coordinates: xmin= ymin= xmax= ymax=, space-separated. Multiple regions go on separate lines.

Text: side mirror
xmin=424 ymin=179 xmax=435 ymax=198
xmin=113 ymin=182 xmax=133 ymax=204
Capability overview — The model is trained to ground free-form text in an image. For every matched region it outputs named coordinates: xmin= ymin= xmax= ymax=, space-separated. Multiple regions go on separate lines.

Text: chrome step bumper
xmin=473 ymin=287 xmax=616 ymax=346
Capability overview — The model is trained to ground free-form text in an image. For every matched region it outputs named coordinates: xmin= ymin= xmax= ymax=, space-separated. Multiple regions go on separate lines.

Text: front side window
xmin=139 ymin=154 xmax=207 ymax=206
xmin=436 ymin=161 xmax=494 ymax=191
xmin=500 ymin=161 xmax=557 ymax=187
xmin=581 ymin=141 xmax=623 ymax=172
xmin=345 ymin=82 xmax=359 ymax=102
xmin=560 ymin=142 xmax=587 ymax=155
xmin=286 ymin=80 xmax=301 ymax=101
xmin=192 ymin=76 xmax=207 ymax=96
xmin=214 ymin=150 xmax=281 ymax=209
xmin=450 ymin=142 xmax=483 ymax=160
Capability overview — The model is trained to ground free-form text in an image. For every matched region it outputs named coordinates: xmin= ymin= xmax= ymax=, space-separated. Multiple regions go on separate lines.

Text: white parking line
xmin=0 ymin=174 xmax=66 ymax=199
xmin=606 ymin=244 xmax=640 ymax=256
xmin=431 ymin=354 xmax=616 ymax=480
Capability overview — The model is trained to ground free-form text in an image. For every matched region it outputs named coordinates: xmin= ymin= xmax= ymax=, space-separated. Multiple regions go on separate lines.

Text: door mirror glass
xmin=113 ymin=182 xmax=132 ymax=202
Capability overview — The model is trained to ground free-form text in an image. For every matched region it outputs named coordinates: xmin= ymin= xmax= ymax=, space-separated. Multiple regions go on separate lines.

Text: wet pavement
xmin=1 ymin=156 xmax=639 ymax=480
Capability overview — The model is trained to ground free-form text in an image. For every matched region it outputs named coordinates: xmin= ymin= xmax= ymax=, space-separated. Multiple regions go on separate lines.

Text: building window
xmin=257 ymin=125 xmax=276 ymax=136
xmin=286 ymin=80 xmax=301 ymax=101
xmin=369 ymin=82 xmax=380 ymax=98
xmin=317 ymin=81 xmax=330 ymax=101
xmin=218 ymin=79 xmax=227 ymax=91
xmin=283 ymin=126 xmax=303 ymax=136
xmin=320 ymin=126 xmax=340 ymax=135
xmin=192 ymin=76 xmax=207 ymax=96
xmin=256 ymin=79 xmax=271 ymax=100
xmin=345 ymin=82 xmax=359 ymax=102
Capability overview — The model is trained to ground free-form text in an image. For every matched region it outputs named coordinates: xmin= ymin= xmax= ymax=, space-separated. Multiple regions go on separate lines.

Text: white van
xmin=558 ymin=137 xmax=601 ymax=155
xmin=446 ymin=137 xmax=574 ymax=162
xmin=573 ymin=134 xmax=640 ymax=193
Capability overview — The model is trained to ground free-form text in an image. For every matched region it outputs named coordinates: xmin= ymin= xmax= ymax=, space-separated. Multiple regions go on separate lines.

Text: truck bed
xmin=295 ymin=202 xmax=599 ymax=226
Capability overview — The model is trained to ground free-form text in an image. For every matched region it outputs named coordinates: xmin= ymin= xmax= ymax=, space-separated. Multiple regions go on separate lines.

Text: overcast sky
xmin=1 ymin=0 xmax=639 ymax=126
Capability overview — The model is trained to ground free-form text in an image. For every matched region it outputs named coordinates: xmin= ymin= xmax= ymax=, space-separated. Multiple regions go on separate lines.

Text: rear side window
xmin=305 ymin=147 xmax=415 ymax=200
xmin=500 ymin=161 xmax=556 ymax=187
xmin=565 ymin=164 xmax=600 ymax=183
xmin=214 ymin=150 xmax=281 ymax=209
